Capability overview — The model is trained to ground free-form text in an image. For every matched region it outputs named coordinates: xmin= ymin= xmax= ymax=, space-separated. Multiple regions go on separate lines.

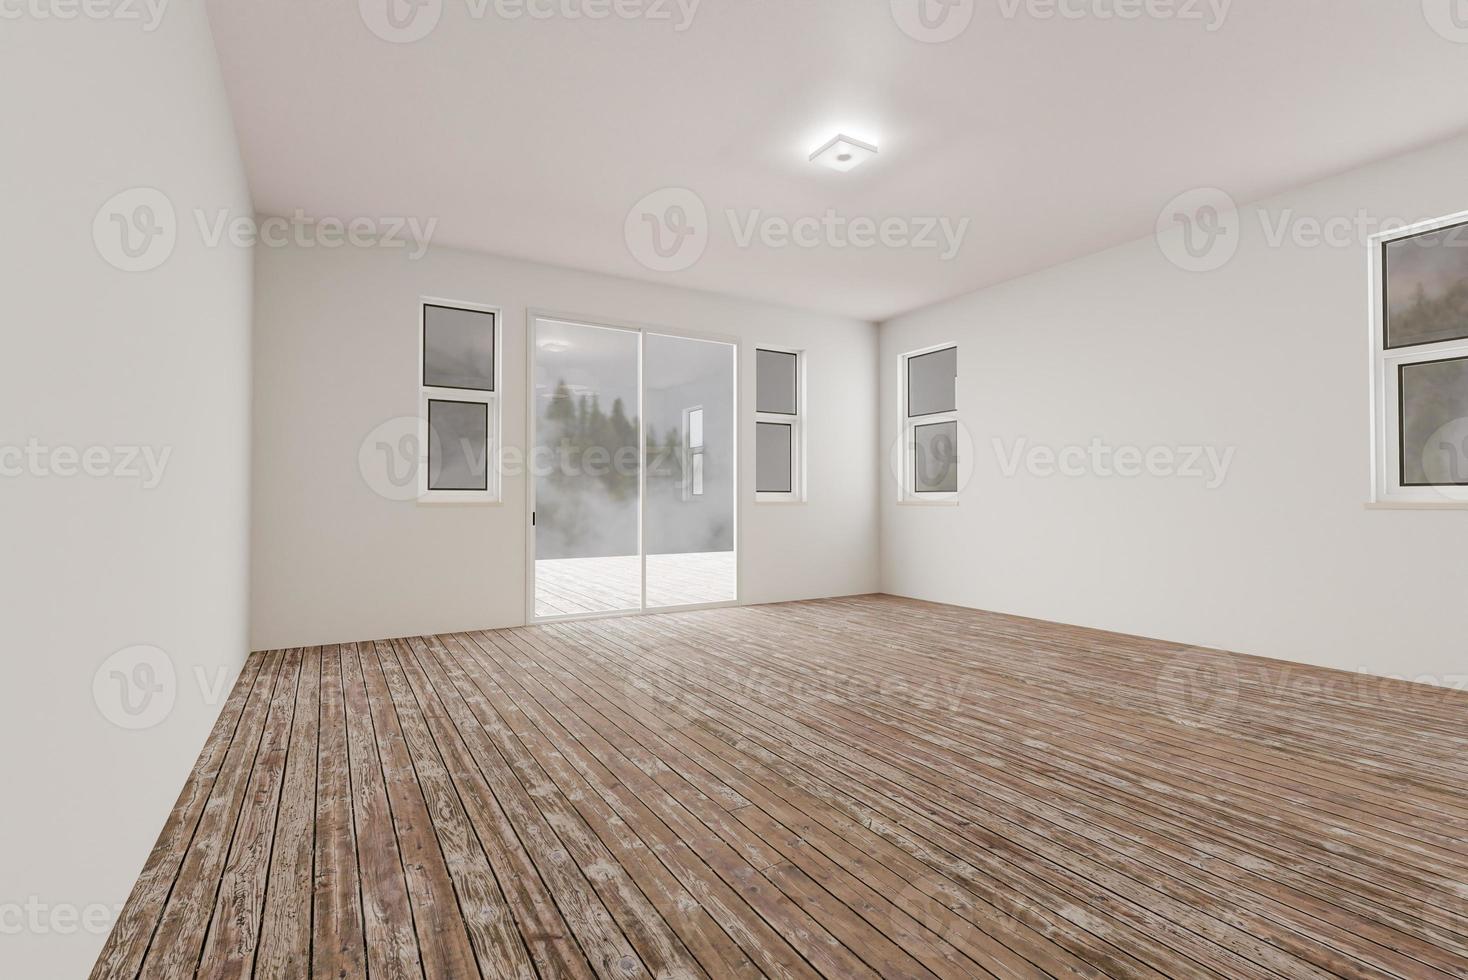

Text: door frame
xmin=524 ymin=308 xmax=742 ymax=624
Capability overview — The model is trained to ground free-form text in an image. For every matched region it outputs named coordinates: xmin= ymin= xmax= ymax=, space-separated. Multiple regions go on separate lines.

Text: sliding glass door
xmin=531 ymin=319 xmax=642 ymax=617
xmin=643 ymin=333 xmax=736 ymax=608
xmin=531 ymin=316 xmax=736 ymax=619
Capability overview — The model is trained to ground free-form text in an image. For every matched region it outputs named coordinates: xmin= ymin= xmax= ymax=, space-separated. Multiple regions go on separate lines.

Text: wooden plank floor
xmin=93 ymin=595 xmax=1468 ymax=979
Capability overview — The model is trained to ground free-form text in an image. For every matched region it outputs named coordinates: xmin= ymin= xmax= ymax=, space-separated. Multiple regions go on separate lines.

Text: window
xmin=755 ymin=348 xmax=802 ymax=499
xmin=684 ymin=407 xmax=705 ymax=498
xmin=756 ymin=422 xmax=793 ymax=493
xmin=1371 ymin=215 xmax=1468 ymax=505
xmin=902 ymin=345 xmax=958 ymax=501
xmin=420 ymin=299 xmax=499 ymax=502
xmin=427 ymin=400 xmax=489 ymax=491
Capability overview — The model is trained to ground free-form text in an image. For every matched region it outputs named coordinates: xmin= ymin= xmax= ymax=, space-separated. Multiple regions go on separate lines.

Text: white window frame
xmin=754 ymin=346 xmax=805 ymax=503
xmin=418 ymin=297 xmax=501 ymax=504
xmin=683 ymin=405 xmax=705 ymax=499
xmin=1368 ymin=211 xmax=1468 ymax=508
xmin=900 ymin=343 xmax=959 ymax=505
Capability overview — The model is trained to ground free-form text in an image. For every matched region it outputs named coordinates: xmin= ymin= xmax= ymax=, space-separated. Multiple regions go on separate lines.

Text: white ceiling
xmin=207 ymin=0 xmax=1468 ymax=321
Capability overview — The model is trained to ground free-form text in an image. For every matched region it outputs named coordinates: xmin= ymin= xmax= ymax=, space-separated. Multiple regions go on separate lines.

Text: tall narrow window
xmin=902 ymin=345 xmax=958 ymax=500
xmin=685 ymin=407 xmax=705 ymax=498
xmin=1371 ymin=215 xmax=1468 ymax=505
xmin=420 ymin=299 xmax=499 ymax=502
xmin=755 ymin=348 xmax=802 ymax=499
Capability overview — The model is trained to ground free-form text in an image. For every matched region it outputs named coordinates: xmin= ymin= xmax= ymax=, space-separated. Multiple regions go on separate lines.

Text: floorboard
xmin=94 ymin=596 xmax=1468 ymax=979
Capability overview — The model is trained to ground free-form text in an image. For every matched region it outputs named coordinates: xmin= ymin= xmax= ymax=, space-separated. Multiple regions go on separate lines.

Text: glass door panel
xmin=532 ymin=318 xmax=642 ymax=618
xmin=643 ymin=333 xmax=737 ymax=608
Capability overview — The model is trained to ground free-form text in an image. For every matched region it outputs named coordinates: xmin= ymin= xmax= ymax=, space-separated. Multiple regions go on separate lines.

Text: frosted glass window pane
xmin=756 ymin=422 xmax=793 ymax=493
xmin=913 ymin=421 xmax=958 ymax=493
xmin=1400 ymin=357 xmax=1468 ymax=486
xmin=645 ymin=334 xmax=735 ymax=607
xmin=427 ymin=400 xmax=487 ymax=491
xmin=1384 ymin=224 xmax=1468 ymax=349
xmin=532 ymin=320 xmax=641 ymax=616
xmin=908 ymin=347 xmax=956 ymax=418
xmin=424 ymin=305 xmax=495 ymax=390
xmin=756 ymin=349 xmax=798 ymax=415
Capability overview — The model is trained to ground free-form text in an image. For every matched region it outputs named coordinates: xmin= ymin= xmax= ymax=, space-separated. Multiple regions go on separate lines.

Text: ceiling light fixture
xmin=809 ymin=134 xmax=878 ymax=173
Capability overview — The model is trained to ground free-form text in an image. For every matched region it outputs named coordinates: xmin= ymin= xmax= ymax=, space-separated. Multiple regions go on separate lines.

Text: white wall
xmin=881 ymin=133 xmax=1468 ymax=684
xmin=252 ymin=242 xmax=879 ymax=650
xmin=0 ymin=6 xmax=253 ymax=978
xmin=886 ymin=134 xmax=1468 ymax=686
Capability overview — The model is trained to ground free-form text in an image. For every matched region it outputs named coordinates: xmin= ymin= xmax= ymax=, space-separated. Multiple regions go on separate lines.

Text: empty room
xmin=6 ymin=1 xmax=1468 ymax=977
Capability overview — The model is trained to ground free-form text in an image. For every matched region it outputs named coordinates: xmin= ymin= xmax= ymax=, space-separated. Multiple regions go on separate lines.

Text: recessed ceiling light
xmin=809 ymin=134 xmax=878 ymax=173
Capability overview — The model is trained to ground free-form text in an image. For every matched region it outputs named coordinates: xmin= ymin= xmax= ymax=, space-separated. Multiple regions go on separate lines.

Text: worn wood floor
xmin=93 ymin=595 xmax=1468 ymax=979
